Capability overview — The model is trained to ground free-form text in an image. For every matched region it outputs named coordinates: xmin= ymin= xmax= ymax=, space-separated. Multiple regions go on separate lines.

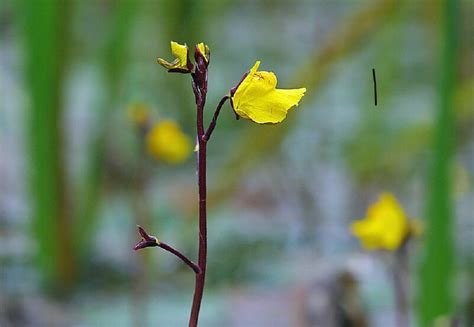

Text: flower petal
xmin=171 ymin=41 xmax=188 ymax=66
xmin=197 ymin=42 xmax=210 ymax=62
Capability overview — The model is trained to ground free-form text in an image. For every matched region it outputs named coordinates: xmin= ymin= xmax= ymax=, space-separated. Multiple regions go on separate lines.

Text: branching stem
xmin=203 ymin=95 xmax=229 ymax=142
xmin=158 ymin=242 xmax=201 ymax=274
xmin=134 ymin=226 xmax=200 ymax=274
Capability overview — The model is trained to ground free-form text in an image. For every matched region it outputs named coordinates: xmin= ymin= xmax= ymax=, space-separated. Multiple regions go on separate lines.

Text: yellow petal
xmin=232 ymin=61 xmax=306 ymax=124
xmin=157 ymin=41 xmax=188 ymax=70
xmin=146 ymin=120 xmax=192 ymax=164
xmin=171 ymin=41 xmax=187 ymax=65
xmin=235 ymin=88 xmax=306 ymax=124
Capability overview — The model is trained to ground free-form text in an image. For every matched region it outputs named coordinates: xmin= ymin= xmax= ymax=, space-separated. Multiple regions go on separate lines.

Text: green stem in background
xmin=393 ymin=241 xmax=409 ymax=327
xmin=417 ymin=0 xmax=459 ymax=325
xmin=21 ymin=0 xmax=73 ymax=292
xmin=75 ymin=0 xmax=137 ymax=261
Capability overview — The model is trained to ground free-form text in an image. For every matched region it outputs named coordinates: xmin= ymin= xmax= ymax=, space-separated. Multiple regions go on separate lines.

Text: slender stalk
xmin=189 ymin=67 xmax=208 ymax=326
xmin=203 ymin=95 xmax=229 ymax=141
xmin=135 ymin=47 xmax=214 ymax=326
xmin=189 ymin=139 xmax=207 ymax=327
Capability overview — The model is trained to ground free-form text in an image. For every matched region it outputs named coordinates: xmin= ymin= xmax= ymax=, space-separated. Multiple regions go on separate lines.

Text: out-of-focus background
xmin=0 ymin=0 xmax=472 ymax=326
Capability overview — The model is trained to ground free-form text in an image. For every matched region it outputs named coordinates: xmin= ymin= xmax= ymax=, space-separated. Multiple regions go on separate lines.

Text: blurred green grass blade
xmin=75 ymin=0 xmax=137 ymax=258
xmin=417 ymin=0 xmax=459 ymax=324
xmin=21 ymin=0 xmax=73 ymax=289
xmin=103 ymin=0 xmax=137 ymax=90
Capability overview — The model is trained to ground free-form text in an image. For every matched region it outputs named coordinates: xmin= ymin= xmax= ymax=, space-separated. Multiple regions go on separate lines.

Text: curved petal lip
xmin=234 ymin=88 xmax=306 ymax=124
xmin=157 ymin=58 xmax=187 ymax=71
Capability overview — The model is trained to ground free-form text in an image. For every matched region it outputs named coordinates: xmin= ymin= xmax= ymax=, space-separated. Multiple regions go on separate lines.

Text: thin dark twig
xmin=203 ymin=95 xmax=229 ymax=141
xmin=158 ymin=242 xmax=201 ymax=274
xmin=372 ymin=68 xmax=377 ymax=106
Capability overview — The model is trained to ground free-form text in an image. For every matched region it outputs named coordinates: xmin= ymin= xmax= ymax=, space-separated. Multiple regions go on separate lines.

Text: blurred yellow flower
xmin=157 ymin=41 xmax=188 ymax=71
xmin=127 ymin=102 xmax=150 ymax=126
xmin=197 ymin=42 xmax=210 ymax=62
xmin=230 ymin=61 xmax=306 ymax=124
xmin=146 ymin=120 xmax=192 ymax=164
xmin=351 ymin=193 xmax=410 ymax=251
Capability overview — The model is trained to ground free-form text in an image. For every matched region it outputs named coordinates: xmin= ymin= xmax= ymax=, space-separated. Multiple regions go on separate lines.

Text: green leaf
xmin=417 ymin=0 xmax=459 ymax=324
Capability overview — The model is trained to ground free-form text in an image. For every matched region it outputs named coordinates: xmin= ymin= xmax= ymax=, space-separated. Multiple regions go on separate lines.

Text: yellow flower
xmin=351 ymin=193 xmax=410 ymax=251
xmin=230 ymin=61 xmax=306 ymax=124
xmin=157 ymin=41 xmax=189 ymax=72
xmin=197 ymin=42 xmax=210 ymax=62
xmin=146 ymin=120 xmax=192 ymax=164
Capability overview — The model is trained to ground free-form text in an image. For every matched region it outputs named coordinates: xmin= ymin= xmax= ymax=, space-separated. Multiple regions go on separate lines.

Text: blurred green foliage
xmin=417 ymin=0 xmax=459 ymax=325
xmin=20 ymin=0 xmax=73 ymax=291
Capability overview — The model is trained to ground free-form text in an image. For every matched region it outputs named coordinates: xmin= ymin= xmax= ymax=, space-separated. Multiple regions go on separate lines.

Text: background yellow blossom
xmin=351 ymin=193 xmax=409 ymax=251
xmin=146 ymin=120 xmax=192 ymax=164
